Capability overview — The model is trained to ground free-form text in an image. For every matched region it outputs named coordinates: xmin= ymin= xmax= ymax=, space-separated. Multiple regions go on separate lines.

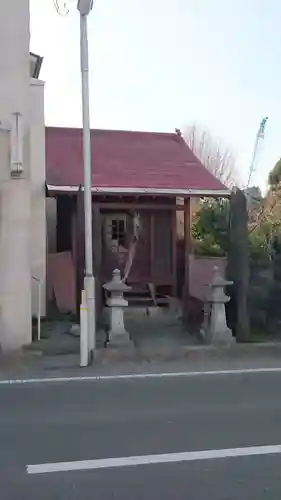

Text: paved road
xmin=1 ymin=370 xmax=281 ymax=499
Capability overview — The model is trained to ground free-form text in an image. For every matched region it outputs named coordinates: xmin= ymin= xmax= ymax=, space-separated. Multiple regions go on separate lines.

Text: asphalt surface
xmin=1 ymin=371 xmax=281 ymax=499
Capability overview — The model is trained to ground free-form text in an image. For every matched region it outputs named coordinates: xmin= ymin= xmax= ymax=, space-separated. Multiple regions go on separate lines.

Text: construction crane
xmin=246 ymin=117 xmax=268 ymax=189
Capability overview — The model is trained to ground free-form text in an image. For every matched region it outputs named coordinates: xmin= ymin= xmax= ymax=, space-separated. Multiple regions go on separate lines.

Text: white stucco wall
xmin=0 ymin=0 xmax=32 ymax=349
xmin=30 ymin=79 xmax=46 ymax=318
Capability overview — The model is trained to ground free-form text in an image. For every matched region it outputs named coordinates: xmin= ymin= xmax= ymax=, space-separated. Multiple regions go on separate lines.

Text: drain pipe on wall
xmin=32 ymin=276 xmax=42 ymax=341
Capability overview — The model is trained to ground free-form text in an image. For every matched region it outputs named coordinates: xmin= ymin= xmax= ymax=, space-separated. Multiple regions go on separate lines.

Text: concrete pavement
xmin=1 ymin=370 xmax=281 ymax=498
xmin=2 ymin=342 xmax=281 ymax=382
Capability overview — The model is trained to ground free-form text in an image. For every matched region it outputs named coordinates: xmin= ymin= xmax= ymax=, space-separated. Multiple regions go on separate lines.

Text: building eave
xmin=46 ymin=184 xmax=231 ymax=198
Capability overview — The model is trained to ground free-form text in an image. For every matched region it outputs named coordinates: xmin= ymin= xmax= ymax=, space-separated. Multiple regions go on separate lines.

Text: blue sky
xmin=30 ymin=0 xmax=281 ymax=190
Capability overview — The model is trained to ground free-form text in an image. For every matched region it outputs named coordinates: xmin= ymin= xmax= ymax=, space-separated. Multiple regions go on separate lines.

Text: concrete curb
xmin=95 ymin=342 xmax=281 ymax=364
xmin=1 ymin=343 xmax=281 ymax=378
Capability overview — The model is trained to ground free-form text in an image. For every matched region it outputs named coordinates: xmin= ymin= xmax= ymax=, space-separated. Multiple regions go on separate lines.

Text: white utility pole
xmin=77 ymin=0 xmax=96 ymax=358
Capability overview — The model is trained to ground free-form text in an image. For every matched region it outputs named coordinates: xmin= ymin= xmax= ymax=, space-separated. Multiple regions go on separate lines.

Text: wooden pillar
xmin=71 ymin=210 xmax=77 ymax=310
xmin=57 ymin=196 xmax=73 ymax=252
xmin=92 ymin=203 xmax=102 ymax=319
xmin=75 ymin=187 xmax=85 ymax=314
xmin=183 ymin=197 xmax=192 ymax=318
xmin=172 ymin=209 xmax=177 ymax=297
xmin=150 ymin=212 xmax=155 ymax=279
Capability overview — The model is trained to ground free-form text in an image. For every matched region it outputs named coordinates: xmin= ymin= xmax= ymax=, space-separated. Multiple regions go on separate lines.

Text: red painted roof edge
xmin=45 ymin=125 xmax=183 ymax=139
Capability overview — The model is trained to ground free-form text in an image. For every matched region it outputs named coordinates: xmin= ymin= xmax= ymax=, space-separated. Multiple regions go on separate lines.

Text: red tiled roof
xmin=45 ymin=127 xmax=228 ymax=193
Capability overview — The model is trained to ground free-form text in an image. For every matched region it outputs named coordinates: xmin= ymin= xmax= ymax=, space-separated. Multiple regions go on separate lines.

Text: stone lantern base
xmin=103 ymin=269 xmax=133 ymax=348
xmin=204 ymin=266 xmax=234 ymax=346
xmin=107 ymin=300 xmax=132 ymax=346
xmin=207 ymin=302 xmax=234 ymax=346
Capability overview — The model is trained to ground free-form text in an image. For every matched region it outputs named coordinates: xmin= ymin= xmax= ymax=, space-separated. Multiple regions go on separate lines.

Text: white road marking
xmin=27 ymin=444 xmax=281 ymax=474
xmin=1 ymin=367 xmax=281 ymax=385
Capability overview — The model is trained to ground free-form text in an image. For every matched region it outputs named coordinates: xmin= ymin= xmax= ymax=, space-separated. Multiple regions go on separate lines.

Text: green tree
xmin=192 ymin=198 xmax=229 ymax=256
xmin=268 ymin=158 xmax=281 ymax=188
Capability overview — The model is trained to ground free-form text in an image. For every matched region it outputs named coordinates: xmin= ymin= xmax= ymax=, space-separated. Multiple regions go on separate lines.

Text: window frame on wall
xmin=105 ymin=213 xmax=127 ymax=251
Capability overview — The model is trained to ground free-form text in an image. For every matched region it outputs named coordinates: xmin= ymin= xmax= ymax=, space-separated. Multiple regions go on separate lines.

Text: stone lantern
xmin=205 ymin=266 xmax=234 ymax=346
xmin=103 ymin=269 xmax=132 ymax=346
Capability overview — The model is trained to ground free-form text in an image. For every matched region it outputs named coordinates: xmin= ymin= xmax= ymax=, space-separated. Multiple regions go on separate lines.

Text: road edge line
xmin=1 ymin=366 xmax=281 ymax=385
xmin=27 ymin=444 xmax=281 ymax=474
